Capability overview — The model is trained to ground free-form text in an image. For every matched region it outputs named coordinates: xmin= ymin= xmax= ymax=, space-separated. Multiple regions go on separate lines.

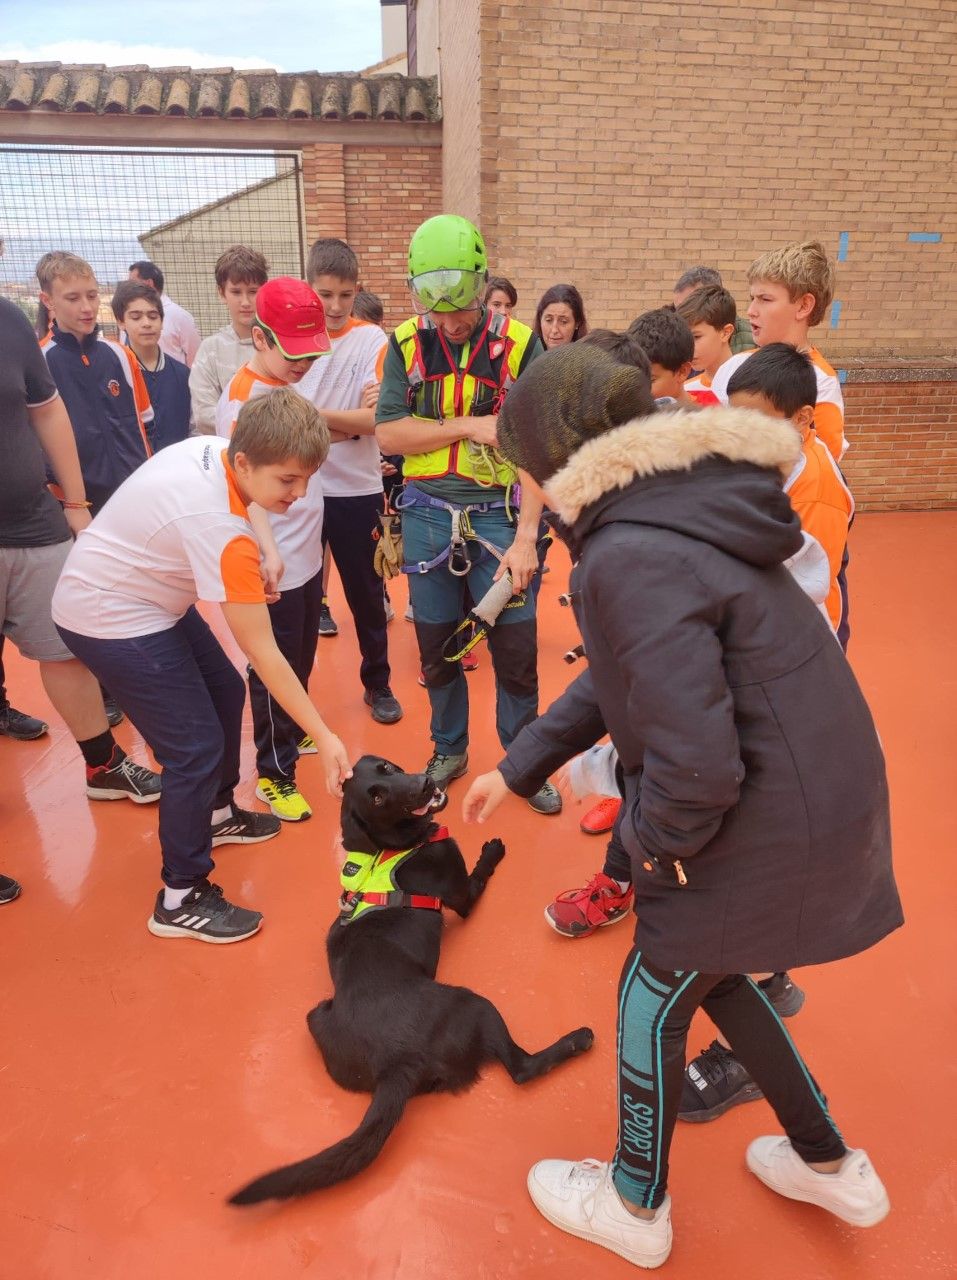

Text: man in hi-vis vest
xmin=375 ymin=216 xmax=560 ymax=814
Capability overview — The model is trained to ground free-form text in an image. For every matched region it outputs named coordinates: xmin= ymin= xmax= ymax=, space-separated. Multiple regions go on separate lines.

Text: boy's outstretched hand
xmin=318 ymin=732 xmax=353 ymax=798
xmin=463 ymin=769 xmax=510 ymax=824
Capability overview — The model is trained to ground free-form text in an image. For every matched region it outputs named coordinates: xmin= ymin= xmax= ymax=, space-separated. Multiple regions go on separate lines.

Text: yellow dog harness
xmin=338 ymin=825 xmax=450 ymax=924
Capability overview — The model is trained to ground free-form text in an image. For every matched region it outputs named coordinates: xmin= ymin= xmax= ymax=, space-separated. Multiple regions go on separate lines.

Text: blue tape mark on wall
xmin=830 ymin=300 xmax=843 ymax=329
xmin=908 ymin=232 xmax=942 ymax=243
xmin=837 ymin=231 xmax=850 ymax=261
xmin=838 ymin=369 xmax=848 ymax=385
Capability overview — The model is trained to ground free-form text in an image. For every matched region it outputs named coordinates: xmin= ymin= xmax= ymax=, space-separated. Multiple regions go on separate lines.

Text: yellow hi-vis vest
xmin=338 ymin=826 xmax=449 ymax=924
xmin=394 ymin=310 xmax=536 ymax=488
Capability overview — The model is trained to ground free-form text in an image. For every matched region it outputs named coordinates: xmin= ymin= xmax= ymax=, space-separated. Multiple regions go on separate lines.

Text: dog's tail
xmin=228 ymin=1073 xmax=414 ymax=1205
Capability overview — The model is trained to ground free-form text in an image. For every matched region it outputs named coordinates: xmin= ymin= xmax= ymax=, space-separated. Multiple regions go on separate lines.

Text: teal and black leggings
xmin=614 ymin=948 xmax=846 ymax=1209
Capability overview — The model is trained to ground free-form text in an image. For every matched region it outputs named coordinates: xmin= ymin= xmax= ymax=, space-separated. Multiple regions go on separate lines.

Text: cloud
xmin=0 ymin=40 xmax=285 ymax=72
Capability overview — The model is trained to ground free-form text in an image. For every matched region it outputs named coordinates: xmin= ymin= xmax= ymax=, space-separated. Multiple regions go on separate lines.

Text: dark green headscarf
xmin=497 ymin=343 xmax=657 ymax=485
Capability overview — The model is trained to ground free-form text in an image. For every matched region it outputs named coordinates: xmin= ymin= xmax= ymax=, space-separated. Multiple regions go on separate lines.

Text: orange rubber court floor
xmin=1 ymin=511 xmax=955 ymax=1280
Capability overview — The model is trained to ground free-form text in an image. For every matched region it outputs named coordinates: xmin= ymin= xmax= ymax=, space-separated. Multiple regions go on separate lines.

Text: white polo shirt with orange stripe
xmin=52 ymin=437 xmax=265 ymax=639
xmin=295 ymin=318 xmax=388 ymax=497
xmin=710 ymin=347 xmax=847 ymax=461
xmin=215 ymin=365 xmax=324 ymax=591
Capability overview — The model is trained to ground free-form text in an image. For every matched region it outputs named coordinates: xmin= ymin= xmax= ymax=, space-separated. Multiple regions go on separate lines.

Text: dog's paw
xmin=480 ymin=838 xmax=506 ymax=869
xmin=569 ymin=1026 xmax=595 ymax=1054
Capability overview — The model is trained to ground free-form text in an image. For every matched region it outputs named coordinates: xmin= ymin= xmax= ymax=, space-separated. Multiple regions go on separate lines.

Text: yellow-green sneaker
xmin=297 ymin=735 xmax=318 ymax=755
xmin=255 ymin=777 xmax=313 ymax=822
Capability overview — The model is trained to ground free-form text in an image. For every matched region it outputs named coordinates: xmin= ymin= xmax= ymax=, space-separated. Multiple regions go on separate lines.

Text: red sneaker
xmin=579 ymin=796 xmax=621 ymax=835
xmin=545 ymin=872 xmax=634 ymax=938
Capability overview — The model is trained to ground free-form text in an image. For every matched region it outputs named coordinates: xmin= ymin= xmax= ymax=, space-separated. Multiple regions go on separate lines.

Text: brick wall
xmin=444 ymin=0 xmax=957 ymax=361
xmin=438 ymin=0 xmax=483 ymax=224
xmin=843 ymin=370 xmax=957 ymax=510
xmin=301 ymin=141 xmax=442 ymax=329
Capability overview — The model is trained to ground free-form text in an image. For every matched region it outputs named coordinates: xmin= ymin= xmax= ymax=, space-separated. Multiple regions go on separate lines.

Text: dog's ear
xmin=369 ymin=785 xmax=387 ymax=807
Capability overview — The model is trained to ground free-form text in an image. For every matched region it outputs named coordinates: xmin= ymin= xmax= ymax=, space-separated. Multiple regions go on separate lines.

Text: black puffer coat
xmin=508 ymin=405 xmax=903 ymax=974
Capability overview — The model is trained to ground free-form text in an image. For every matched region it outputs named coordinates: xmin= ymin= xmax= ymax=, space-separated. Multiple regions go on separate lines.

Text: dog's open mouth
xmin=410 ymin=793 xmax=445 ymax=816
xmin=410 ymin=782 xmax=445 ymax=816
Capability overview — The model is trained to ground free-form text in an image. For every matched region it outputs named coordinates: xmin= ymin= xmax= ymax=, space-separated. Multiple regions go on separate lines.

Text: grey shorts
xmin=0 ymin=541 xmax=76 ymax=663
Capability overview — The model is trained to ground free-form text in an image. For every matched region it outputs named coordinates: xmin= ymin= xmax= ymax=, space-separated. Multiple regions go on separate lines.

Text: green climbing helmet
xmin=407 ymin=214 xmax=488 ymax=313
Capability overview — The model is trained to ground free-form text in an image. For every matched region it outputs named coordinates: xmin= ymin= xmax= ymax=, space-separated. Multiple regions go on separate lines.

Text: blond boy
xmin=38 ymin=251 xmax=153 ymax=516
xmin=711 ymin=241 xmax=845 ymax=462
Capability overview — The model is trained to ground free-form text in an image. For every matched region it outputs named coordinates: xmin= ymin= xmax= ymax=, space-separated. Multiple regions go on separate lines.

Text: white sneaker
xmin=527 ymin=1158 xmax=672 ymax=1269
xmin=746 ymin=1137 xmax=890 ymax=1227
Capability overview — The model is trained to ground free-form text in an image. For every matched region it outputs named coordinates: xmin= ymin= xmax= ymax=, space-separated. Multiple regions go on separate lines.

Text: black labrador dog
xmin=230 ymin=754 xmax=593 ymax=1204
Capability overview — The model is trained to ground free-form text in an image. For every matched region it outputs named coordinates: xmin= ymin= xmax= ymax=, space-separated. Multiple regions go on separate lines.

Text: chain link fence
xmin=0 ymin=144 xmax=305 ymax=337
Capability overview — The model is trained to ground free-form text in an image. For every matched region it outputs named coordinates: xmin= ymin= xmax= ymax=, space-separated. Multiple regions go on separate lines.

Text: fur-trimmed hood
xmin=549 ymin=406 xmax=805 ymax=570
xmin=547 ymin=405 xmax=801 ymax=524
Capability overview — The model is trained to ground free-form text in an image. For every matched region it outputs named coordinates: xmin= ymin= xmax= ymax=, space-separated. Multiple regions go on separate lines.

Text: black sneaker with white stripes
xmin=148 ymin=881 xmax=263 ymax=943
xmin=211 ymin=803 xmax=281 ymax=847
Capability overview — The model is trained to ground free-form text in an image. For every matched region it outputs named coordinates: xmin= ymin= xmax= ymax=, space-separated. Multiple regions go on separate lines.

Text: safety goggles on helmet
xmin=409 ymin=269 xmax=487 ymax=315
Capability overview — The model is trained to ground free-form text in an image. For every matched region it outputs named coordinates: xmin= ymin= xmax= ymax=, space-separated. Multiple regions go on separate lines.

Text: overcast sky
xmin=0 ymin=0 xmax=384 ymax=74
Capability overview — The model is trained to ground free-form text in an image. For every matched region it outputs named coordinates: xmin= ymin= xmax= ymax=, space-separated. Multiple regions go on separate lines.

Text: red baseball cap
xmin=254 ymin=277 xmax=332 ymax=359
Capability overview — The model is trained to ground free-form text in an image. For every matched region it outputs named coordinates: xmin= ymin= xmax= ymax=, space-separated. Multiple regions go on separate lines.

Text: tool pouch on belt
xmin=373 ymin=513 xmax=403 ymax=580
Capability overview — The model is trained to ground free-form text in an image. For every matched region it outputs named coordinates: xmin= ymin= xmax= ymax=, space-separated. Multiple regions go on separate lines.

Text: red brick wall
xmin=343 ymin=145 xmax=443 ymax=328
xmin=843 ymin=375 xmax=957 ymax=511
xmin=300 ymin=140 xmax=442 ymax=330
xmin=300 ymin=144 xmax=348 ymax=242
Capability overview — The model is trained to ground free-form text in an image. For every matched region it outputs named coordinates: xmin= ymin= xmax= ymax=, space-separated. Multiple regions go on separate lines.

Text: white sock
xmin=614 ymin=879 xmax=631 ymax=893
xmin=163 ymin=886 xmax=191 ymax=910
xmin=211 ymin=804 xmax=232 ymax=825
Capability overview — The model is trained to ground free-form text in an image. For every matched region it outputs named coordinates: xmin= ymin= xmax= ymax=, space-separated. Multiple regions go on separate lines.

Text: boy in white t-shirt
xmin=675 ymin=284 xmax=739 ymax=398
xmin=215 ymin=278 xmax=333 ymax=824
xmin=52 ymin=390 xmax=349 ymax=945
xmin=300 ymin=239 xmax=403 ymax=727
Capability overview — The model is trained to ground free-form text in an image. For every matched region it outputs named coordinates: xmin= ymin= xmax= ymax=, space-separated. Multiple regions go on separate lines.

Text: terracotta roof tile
xmin=132 ymin=75 xmax=163 ymax=115
xmin=196 ymin=76 xmax=223 ymax=117
xmin=347 ymin=81 xmax=373 ymax=120
xmin=0 ymin=62 xmax=440 ymax=123
xmin=163 ymin=78 xmax=192 ymax=115
xmin=319 ymin=80 xmax=345 ymax=119
xmin=226 ymin=78 xmax=250 ymax=118
xmin=287 ymin=77 xmax=313 ymax=118
xmin=37 ymin=70 xmax=69 ymax=111
xmin=102 ymin=74 xmax=130 ymax=114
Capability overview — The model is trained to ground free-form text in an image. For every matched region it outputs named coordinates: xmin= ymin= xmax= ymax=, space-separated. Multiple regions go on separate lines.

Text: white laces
xmin=566 ymin=1159 xmax=609 ymax=1192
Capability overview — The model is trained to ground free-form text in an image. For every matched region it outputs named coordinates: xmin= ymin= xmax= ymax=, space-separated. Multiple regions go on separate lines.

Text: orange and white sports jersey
xmin=806 ymin=347 xmax=846 ymax=463
xmin=215 ymin=365 xmax=324 ymax=591
xmin=710 ymin=347 xmax=847 ymax=462
xmin=51 ymin=437 xmax=265 ymax=640
xmin=684 ymin=371 xmax=713 ymax=394
xmin=784 ymin=427 xmax=854 ymax=630
xmin=295 ymin=318 xmax=388 ymax=497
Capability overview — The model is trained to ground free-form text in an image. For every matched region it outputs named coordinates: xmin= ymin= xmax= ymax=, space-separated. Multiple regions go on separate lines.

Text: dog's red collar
xmin=378 ymin=825 xmax=449 ymax=866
